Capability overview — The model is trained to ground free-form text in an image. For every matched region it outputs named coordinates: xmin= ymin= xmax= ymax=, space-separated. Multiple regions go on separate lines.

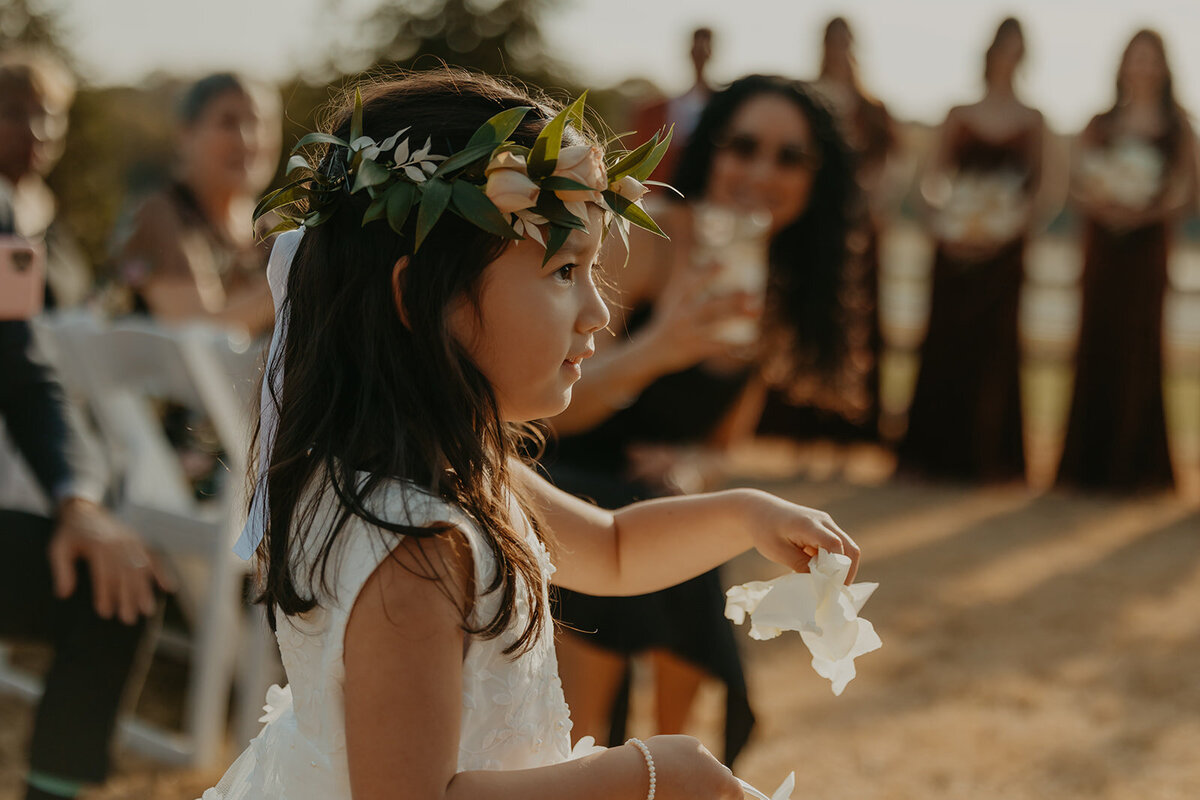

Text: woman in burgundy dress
xmin=898 ymin=18 xmax=1046 ymax=482
xmin=1056 ymin=30 xmax=1197 ymax=492
xmin=811 ymin=16 xmax=898 ymax=441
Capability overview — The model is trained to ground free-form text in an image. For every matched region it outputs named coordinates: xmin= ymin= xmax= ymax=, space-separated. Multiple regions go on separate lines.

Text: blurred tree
xmin=0 ymin=0 xmax=72 ymax=64
xmin=333 ymin=0 xmax=571 ymax=89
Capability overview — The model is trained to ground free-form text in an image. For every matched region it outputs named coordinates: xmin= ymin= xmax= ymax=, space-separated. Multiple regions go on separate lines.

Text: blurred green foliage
xmin=5 ymin=0 xmax=659 ymax=280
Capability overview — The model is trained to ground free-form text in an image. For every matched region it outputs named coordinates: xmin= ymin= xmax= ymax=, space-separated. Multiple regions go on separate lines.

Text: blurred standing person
xmin=1056 ymin=30 xmax=1197 ymax=492
xmin=809 ymin=17 xmax=899 ymax=443
xmin=898 ymin=18 xmax=1045 ymax=483
xmin=0 ymin=50 xmax=90 ymax=309
xmin=544 ymin=75 xmax=853 ymax=765
xmin=113 ymin=72 xmax=279 ymax=337
xmin=631 ymin=27 xmax=714 ymax=182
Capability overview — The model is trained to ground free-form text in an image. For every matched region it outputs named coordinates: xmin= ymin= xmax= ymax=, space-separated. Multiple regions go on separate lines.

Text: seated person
xmin=0 ymin=318 xmax=171 ymax=800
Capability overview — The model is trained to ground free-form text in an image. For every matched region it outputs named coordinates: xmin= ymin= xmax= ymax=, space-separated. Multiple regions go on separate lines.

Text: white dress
xmin=200 ymin=479 xmax=574 ymax=799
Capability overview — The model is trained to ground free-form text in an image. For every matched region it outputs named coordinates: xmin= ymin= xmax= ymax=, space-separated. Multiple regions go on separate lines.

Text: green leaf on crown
xmin=385 ymin=181 xmax=417 ymax=235
xmin=466 ymin=105 xmax=532 ymax=151
xmin=629 ymin=126 xmax=674 ymax=182
xmin=290 ymin=132 xmax=349 ymax=154
xmin=352 ymin=158 xmax=391 ymax=193
xmin=539 ymin=176 xmax=599 ymax=194
xmin=303 ymin=206 xmax=335 ymax=228
xmin=350 ymin=88 xmax=364 ymax=145
xmin=527 ymin=91 xmax=587 ymax=181
xmin=605 ymin=134 xmax=659 ymax=182
xmin=602 ymin=190 xmax=666 ymax=238
xmin=415 ymin=178 xmax=452 ymax=250
xmin=253 ymin=177 xmax=311 ymax=221
xmin=433 ymin=142 xmax=500 ymax=178
xmin=286 ymin=154 xmax=312 ymax=176
xmin=607 ymin=125 xmax=673 ymax=183
xmin=450 ymin=181 xmax=521 ymax=240
xmin=542 ymin=223 xmax=571 ymax=265
xmin=534 ymin=191 xmax=588 ymax=231
xmin=363 ymin=188 xmax=388 ymax=224
xmin=492 ymin=143 xmax=531 ymax=159
xmin=260 ymin=219 xmax=293 ymax=240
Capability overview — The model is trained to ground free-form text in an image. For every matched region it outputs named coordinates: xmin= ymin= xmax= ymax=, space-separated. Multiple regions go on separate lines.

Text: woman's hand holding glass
xmin=635 ymin=259 xmax=762 ymax=375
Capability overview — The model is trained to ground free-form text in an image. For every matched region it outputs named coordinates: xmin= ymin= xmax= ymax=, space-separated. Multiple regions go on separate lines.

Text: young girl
xmin=202 ymin=69 xmax=860 ymax=800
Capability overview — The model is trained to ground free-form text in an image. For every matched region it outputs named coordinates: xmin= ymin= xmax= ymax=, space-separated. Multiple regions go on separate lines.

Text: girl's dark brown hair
xmin=253 ymin=68 xmax=591 ymax=655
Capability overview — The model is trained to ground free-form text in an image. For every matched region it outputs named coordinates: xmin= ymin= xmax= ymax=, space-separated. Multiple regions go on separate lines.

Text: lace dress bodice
xmin=201 ymin=480 xmax=573 ymax=799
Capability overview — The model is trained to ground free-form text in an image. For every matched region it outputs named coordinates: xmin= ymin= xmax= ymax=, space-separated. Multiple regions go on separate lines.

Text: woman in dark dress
xmin=1056 ymin=30 xmax=1197 ymax=492
xmin=898 ymin=18 xmax=1046 ymax=482
xmin=542 ymin=76 xmax=853 ymax=765
xmin=811 ymin=16 xmax=899 ymax=441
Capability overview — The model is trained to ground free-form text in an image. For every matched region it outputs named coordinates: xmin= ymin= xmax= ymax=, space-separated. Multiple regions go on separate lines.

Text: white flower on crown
xmin=552 ymin=145 xmax=608 ymax=220
xmin=351 ymin=128 xmax=447 ymax=184
xmin=485 ymin=151 xmax=541 ymax=214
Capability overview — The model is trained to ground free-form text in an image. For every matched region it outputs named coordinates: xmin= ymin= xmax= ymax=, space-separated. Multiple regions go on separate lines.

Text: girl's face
xmin=449 ymin=205 xmax=610 ymax=423
xmin=1120 ymin=38 xmax=1167 ymax=100
xmin=180 ymin=89 xmax=265 ymax=194
xmin=705 ymin=93 xmax=820 ymax=233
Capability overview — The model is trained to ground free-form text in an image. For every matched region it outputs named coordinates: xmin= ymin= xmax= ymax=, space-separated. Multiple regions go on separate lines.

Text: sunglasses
xmin=714 ymin=133 xmax=822 ymax=171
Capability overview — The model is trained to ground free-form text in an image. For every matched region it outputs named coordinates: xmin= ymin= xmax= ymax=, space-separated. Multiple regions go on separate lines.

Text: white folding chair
xmin=18 ymin=312 xmax=280 ymax=766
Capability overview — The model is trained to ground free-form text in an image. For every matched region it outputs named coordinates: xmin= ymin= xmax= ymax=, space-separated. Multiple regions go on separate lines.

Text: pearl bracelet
xmin=625 ymin=737 xmax=657 ymax=800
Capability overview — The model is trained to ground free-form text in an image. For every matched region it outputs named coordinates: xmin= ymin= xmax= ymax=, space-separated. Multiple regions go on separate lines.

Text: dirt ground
xmin=0 ymin=467 xmax=1196 ymax=800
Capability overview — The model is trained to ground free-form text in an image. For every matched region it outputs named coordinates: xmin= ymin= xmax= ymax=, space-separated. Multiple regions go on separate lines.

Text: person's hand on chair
xmin=49 ymin=498 xmax=173 ymax=625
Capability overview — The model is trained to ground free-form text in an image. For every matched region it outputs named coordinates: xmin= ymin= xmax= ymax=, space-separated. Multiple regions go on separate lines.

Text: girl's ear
xmin=392 ymin=256 xmax=410 ymax=327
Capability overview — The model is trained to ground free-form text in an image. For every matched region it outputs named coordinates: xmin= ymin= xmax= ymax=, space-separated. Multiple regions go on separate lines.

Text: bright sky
xmin=56 ymin=0 xmax=1200 ymax=134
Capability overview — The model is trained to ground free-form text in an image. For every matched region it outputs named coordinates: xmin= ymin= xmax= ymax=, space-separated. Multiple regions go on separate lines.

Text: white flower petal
xmin=522 ymin=219 xmax=545 ymax=246
xmin=258 ymin=683 xmax=293 ymax=723
xmin=564 ymin=200 xmax=590 ymax=222
xmin=567 ymin=735 xmax=607 ymax=760
xmin=412 ymin=137 xmax=432 ymax=162
xmin=394 ymin=138 xmax=410 ymax=165
xmin=737 ymin=778 xmax=771 ymax=800
xmin=724 ymin=580 xmax=773 ymax=625
xmin=726 ymin=550 xmax=881 ymax=694
xmin=403 ymin=165 xmax=427 ymax=182
xmin=771 ymin=771 xmax=796 ymax=800
xmin=378 ymin=127 xmax=409 ymax=153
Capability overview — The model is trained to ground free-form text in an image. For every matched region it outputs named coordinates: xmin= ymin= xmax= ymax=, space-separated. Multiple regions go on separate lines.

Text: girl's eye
xmin=555 ymin=263 xmax=577 ymax=283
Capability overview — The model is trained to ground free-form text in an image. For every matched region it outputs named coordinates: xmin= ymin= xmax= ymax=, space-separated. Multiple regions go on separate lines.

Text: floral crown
xmin=254 ymin=90 xmax=674 ymax=262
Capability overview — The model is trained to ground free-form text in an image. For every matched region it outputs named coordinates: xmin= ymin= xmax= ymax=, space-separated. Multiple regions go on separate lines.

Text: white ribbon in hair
xmin=233 ymin=226 xmax=304 ymax=560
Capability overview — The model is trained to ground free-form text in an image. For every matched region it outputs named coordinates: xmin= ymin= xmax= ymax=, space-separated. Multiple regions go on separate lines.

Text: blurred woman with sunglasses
xmin=898 ymin=17 xmax=1046 ymax=483
xmin=1055 ymin=30 xmax=1196 ymax=492
xmin=541 ymin=74 xmax=854 ymax=765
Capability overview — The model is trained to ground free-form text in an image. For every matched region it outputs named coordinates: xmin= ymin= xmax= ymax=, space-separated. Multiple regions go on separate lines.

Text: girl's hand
xmin=642 ymin=735 xmax=744 ymax=800
xmin=739 ymin=489 xmax=861 ymax=584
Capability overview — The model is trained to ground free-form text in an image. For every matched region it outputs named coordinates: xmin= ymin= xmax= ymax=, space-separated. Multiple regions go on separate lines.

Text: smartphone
xmin=0 ymin=235 xmax=46 ymax=320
